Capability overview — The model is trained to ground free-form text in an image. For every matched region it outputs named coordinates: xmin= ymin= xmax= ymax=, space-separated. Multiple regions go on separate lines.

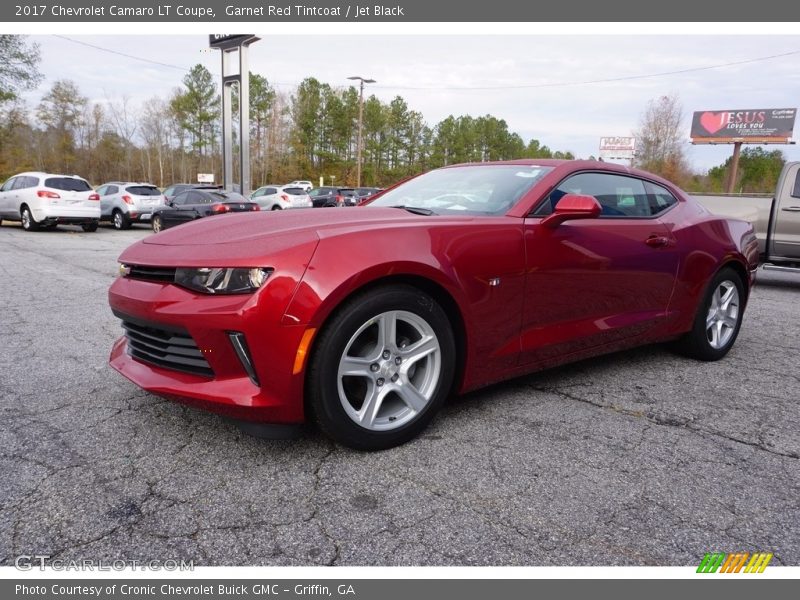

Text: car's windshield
xmin=369 ymin=165 xmax=553 ymax=215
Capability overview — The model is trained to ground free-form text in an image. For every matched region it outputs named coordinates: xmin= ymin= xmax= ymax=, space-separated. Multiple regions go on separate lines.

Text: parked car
xmin=109 ymin=160 xmax=758 ymax=450
xmin=694 ymin=161 xmax=800 ymax=272
xmin=150 ymin=189 xmax=259 ymax=232
xmin=307 ymin=186 xmax=357 ymax=207
xmin=353 ymin=187 xmax=383 ymax=202
xmin=0 ymin=171 xmax=100 ymax=232
xmin=250 ymin=185 xmax=312 ymax=210
xmin=97 ymin=181 xmax=166 ymax=230
xmin=287 ymin=180 xmax=313 ymax=192
xmin=162 ymin=183 xmax=221 ymax=203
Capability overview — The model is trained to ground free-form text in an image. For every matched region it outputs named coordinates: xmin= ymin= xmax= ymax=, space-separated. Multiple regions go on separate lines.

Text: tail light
xmin=89 ymin=193 xmax=100 ymax=201
xmin=251 ymin=205 xmax=259 ymax=211
xmin=211 ymin=204 xmax=231 ymax=213
xmin=37 ymin=190 xmax=60 ymax=199
xmin=280 ymin=194 xmax=289 ymax=202
xmin=121 ymin=195 xmax=133 ymax=204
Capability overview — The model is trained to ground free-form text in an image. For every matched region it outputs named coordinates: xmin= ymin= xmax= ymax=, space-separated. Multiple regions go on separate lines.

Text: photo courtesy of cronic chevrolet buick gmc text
xmin=0 ymin=172 xmax=101 ymax=231
xmin=108 ymin=160 xmax=759 ymax=451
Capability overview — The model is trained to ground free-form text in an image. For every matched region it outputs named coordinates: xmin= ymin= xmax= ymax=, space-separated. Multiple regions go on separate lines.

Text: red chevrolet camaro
xmin=108 ymin=160 xmax=759 ymax=450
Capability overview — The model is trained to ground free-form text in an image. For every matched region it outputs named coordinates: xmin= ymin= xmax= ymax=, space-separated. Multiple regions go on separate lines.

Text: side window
xmin=264 ymin=187 xmax=277 ymax=195
xmin=644 ymin=182 xmax=679 ymax=216
xmin=0 ymin=178 xmax=17 ymax=192
xmin=187 ymin=191 xmax=206 ymax=204
xmin=15 ymin=176 xmax=37 ymax=190
xmin=107 ymin=185 xmax=119 ymax=195
xmin=792 ymin=170 xmax=800 ymax=199
xmin=251 ymin=188 xmax=264 ymax=198
xmin=534 ymin=172 xmax=650 ymax=218
xmin=96 ymin=185 xmax=107 ymax=196
xmin=163 ymin=186 xmax=175 ymax=197
xmin=172 ymin=192 xmax=189 ymax=206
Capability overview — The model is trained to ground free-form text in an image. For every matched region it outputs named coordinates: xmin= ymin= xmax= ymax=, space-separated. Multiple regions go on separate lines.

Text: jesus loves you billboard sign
xmin=690 ymin=108 xmax=796 ymax=143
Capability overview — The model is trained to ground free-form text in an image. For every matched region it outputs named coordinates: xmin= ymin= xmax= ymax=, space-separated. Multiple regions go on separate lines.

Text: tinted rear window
xmin=45 ymin=177 xmax=91 ymax=192
xmin=126 ymin=186 xmax=161 ymax=196
xmin=339 ymin=189 xmax=356 ymax=196
xmin=283 ymin=187 xmax=305 ymax=195
xmin=211 ymin=192 xmax=248 ymax=202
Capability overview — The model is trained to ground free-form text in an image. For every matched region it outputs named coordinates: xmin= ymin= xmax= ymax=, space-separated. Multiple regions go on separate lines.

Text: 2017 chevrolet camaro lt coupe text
xmin=108 ymin=160 xmax=759 ymax=450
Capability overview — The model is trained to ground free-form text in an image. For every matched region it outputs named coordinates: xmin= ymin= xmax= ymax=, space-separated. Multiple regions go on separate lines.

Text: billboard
xmin=690 ymin=108 xmax=796 ymax=143
xmin=600 ymin=137 xmax=636 ymax=159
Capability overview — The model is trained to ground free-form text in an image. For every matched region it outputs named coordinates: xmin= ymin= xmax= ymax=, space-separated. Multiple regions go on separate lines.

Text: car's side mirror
xmin=540 ymin=194 xmax=602 ymax=228
xmin=165 ymin=200 xmax=173 ymax=207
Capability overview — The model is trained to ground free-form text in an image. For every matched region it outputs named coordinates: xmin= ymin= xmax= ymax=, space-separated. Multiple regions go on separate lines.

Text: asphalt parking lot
xmin=0 ymin=222 xmax=798 ymax=566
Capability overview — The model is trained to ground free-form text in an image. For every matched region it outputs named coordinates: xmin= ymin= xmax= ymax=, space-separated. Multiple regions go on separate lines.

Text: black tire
xmin=271 ymin=205 xmax=282 ymax=211
xmin=43 ymin=223 xmax=58 ymax=230
xmin=81 ymin=222 xmax=98 ymax=232
xmin=21 ymin=206 xmax=40 ymax=231
xmin=673 ymin=266 xmax=745 ymax=361
xmin=152 ymin=215 xmax=163 ymax=233
xmin=307 ymin=285 xmax=456 ymax=451
xmin=112 ymin=209 xmax=131 ymax=230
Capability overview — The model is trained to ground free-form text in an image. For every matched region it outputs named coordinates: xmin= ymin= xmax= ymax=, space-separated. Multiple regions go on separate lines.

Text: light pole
xmin=348 ymin=76 xmax=375 ymax=188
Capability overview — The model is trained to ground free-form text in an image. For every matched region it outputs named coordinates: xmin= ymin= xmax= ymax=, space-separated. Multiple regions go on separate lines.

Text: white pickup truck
xmin=694 ymin=161 xmax=800 ymax=273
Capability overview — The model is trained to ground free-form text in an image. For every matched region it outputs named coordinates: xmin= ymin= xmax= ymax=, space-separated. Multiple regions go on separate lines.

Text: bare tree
xmin=106 ymin=94 xmax=138 ymax=181
xmin=633 ymin=93 xmax=689 ymax=182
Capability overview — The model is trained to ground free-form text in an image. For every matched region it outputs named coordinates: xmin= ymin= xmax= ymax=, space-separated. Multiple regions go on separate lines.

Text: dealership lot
xmin=0 ymin=223 xmax=798 ymax=566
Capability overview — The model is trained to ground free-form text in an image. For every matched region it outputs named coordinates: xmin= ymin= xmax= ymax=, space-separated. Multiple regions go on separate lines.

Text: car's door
xmin=519 ymin=171 xmax=680 ymax=365
xmin=0 ymin=177 xmax=18 ymax=215
xmin=176 ymin=190 xmax=207 ymax=222
xmin=160 ymin=191 xmax=191 ymax=227
xmin=98 ymin=185 xmax=116 ymax=216
xmin=771 ymin=162 xmax=800 ymax=259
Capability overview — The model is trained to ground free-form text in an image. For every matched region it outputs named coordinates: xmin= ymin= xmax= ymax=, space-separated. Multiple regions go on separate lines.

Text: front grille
xmin=121 ymin=318 xmax=213 ymax=377
xmin=127 ymin=265 xmax=177 ymax=283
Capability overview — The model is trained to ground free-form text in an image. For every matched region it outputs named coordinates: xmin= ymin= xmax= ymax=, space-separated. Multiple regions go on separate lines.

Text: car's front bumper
xmin=108 ymin=277 xmax=310 ymax=424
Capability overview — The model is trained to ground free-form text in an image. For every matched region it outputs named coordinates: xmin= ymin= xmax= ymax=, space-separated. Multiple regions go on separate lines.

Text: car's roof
xmin=443 ymin=159 xmax=682 ymax=191
xmin=13 ymin=171 xmax=88 ymax=179
xmin=101 ymin=181 xmax=158 ymax=186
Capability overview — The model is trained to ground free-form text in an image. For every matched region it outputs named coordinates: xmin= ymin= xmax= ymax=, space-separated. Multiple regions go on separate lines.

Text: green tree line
xmin=0 ymin=36 xmax=788 ymax=193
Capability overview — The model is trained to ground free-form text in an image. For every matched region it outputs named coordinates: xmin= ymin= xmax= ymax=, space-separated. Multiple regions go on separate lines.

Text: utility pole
xmin=347 ymin=76 xmax=376 ymax=188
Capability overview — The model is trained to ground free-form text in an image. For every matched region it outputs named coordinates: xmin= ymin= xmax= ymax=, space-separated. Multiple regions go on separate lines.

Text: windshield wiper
xmin=389 ymin=205 xmax=436 ymax=216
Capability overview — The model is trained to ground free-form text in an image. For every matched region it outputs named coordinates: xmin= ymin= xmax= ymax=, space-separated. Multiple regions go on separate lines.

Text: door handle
xmin=781 ymin=206 xmax=800 ymax=212
xmin=645 ymin=235 xmax=670 ymax=248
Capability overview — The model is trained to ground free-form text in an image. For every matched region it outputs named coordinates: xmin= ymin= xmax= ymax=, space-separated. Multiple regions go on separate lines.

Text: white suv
xmin=250 ymin=185 xmax=312 ymax=210
xmin=287 ymin=180 xmax=313 ymax=192
xmin=97 ymin=181 xmax=166 ymax=230
xmin=0 ymin=172 xmax=100 ymax=232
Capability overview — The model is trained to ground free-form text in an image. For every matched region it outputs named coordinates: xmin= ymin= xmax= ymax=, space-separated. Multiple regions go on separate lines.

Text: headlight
xmin=174 ymin=267 xmax=273 ymax=295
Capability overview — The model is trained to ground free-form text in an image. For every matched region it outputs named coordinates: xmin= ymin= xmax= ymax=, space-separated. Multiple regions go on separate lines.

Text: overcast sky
xmin=21 ymin=34 xmax=800 ymax=171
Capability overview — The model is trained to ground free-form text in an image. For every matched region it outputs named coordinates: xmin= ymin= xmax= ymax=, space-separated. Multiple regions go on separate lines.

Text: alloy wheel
xmin=706 ymin=280 xmax=740 ymax=350
xmin=336 ymin=310 xmax=441 ymax=431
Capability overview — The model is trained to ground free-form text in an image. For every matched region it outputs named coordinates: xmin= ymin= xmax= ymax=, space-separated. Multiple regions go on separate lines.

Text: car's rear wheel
xmin=113 ymin=209 xmax=131 ymax=230
xmin=152 ymin=215 xmax=163 ymax=233
xmin=674 ymin=267 xmax=745 ymax=361
xmin=81 ymin=222 xmax=98 ymax=232
xmin=307 ymin=285 xmax=456 ymax=450
xmin=271 ymin=205 xmax=282 ymax=211
xmin=21 ymin=206 xmax=39 ymax=231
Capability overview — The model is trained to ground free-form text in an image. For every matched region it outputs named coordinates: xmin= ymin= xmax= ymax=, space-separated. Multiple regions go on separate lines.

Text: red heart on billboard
xmin=700 ymin=112 xmax=728 ymax=134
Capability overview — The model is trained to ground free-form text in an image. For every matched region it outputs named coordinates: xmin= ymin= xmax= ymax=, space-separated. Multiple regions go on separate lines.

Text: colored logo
xmin=697 ymin=552 xmax=773 ymax=573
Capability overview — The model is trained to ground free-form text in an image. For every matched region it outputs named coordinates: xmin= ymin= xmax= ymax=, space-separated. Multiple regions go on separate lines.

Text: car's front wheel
xmin=674 ymin=266 xmax=745 ymax=361
xmin=152 ymin=215 xmax=163 ymax=233
xmin=81 ymin=221 xmax=98 ymax=232
xmin=307 ymin=285 xmax=456 ymax=450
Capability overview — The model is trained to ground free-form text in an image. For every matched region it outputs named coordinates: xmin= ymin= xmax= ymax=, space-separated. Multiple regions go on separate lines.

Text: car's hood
xmin=119 ymin=207 xmax=474 ymax=266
